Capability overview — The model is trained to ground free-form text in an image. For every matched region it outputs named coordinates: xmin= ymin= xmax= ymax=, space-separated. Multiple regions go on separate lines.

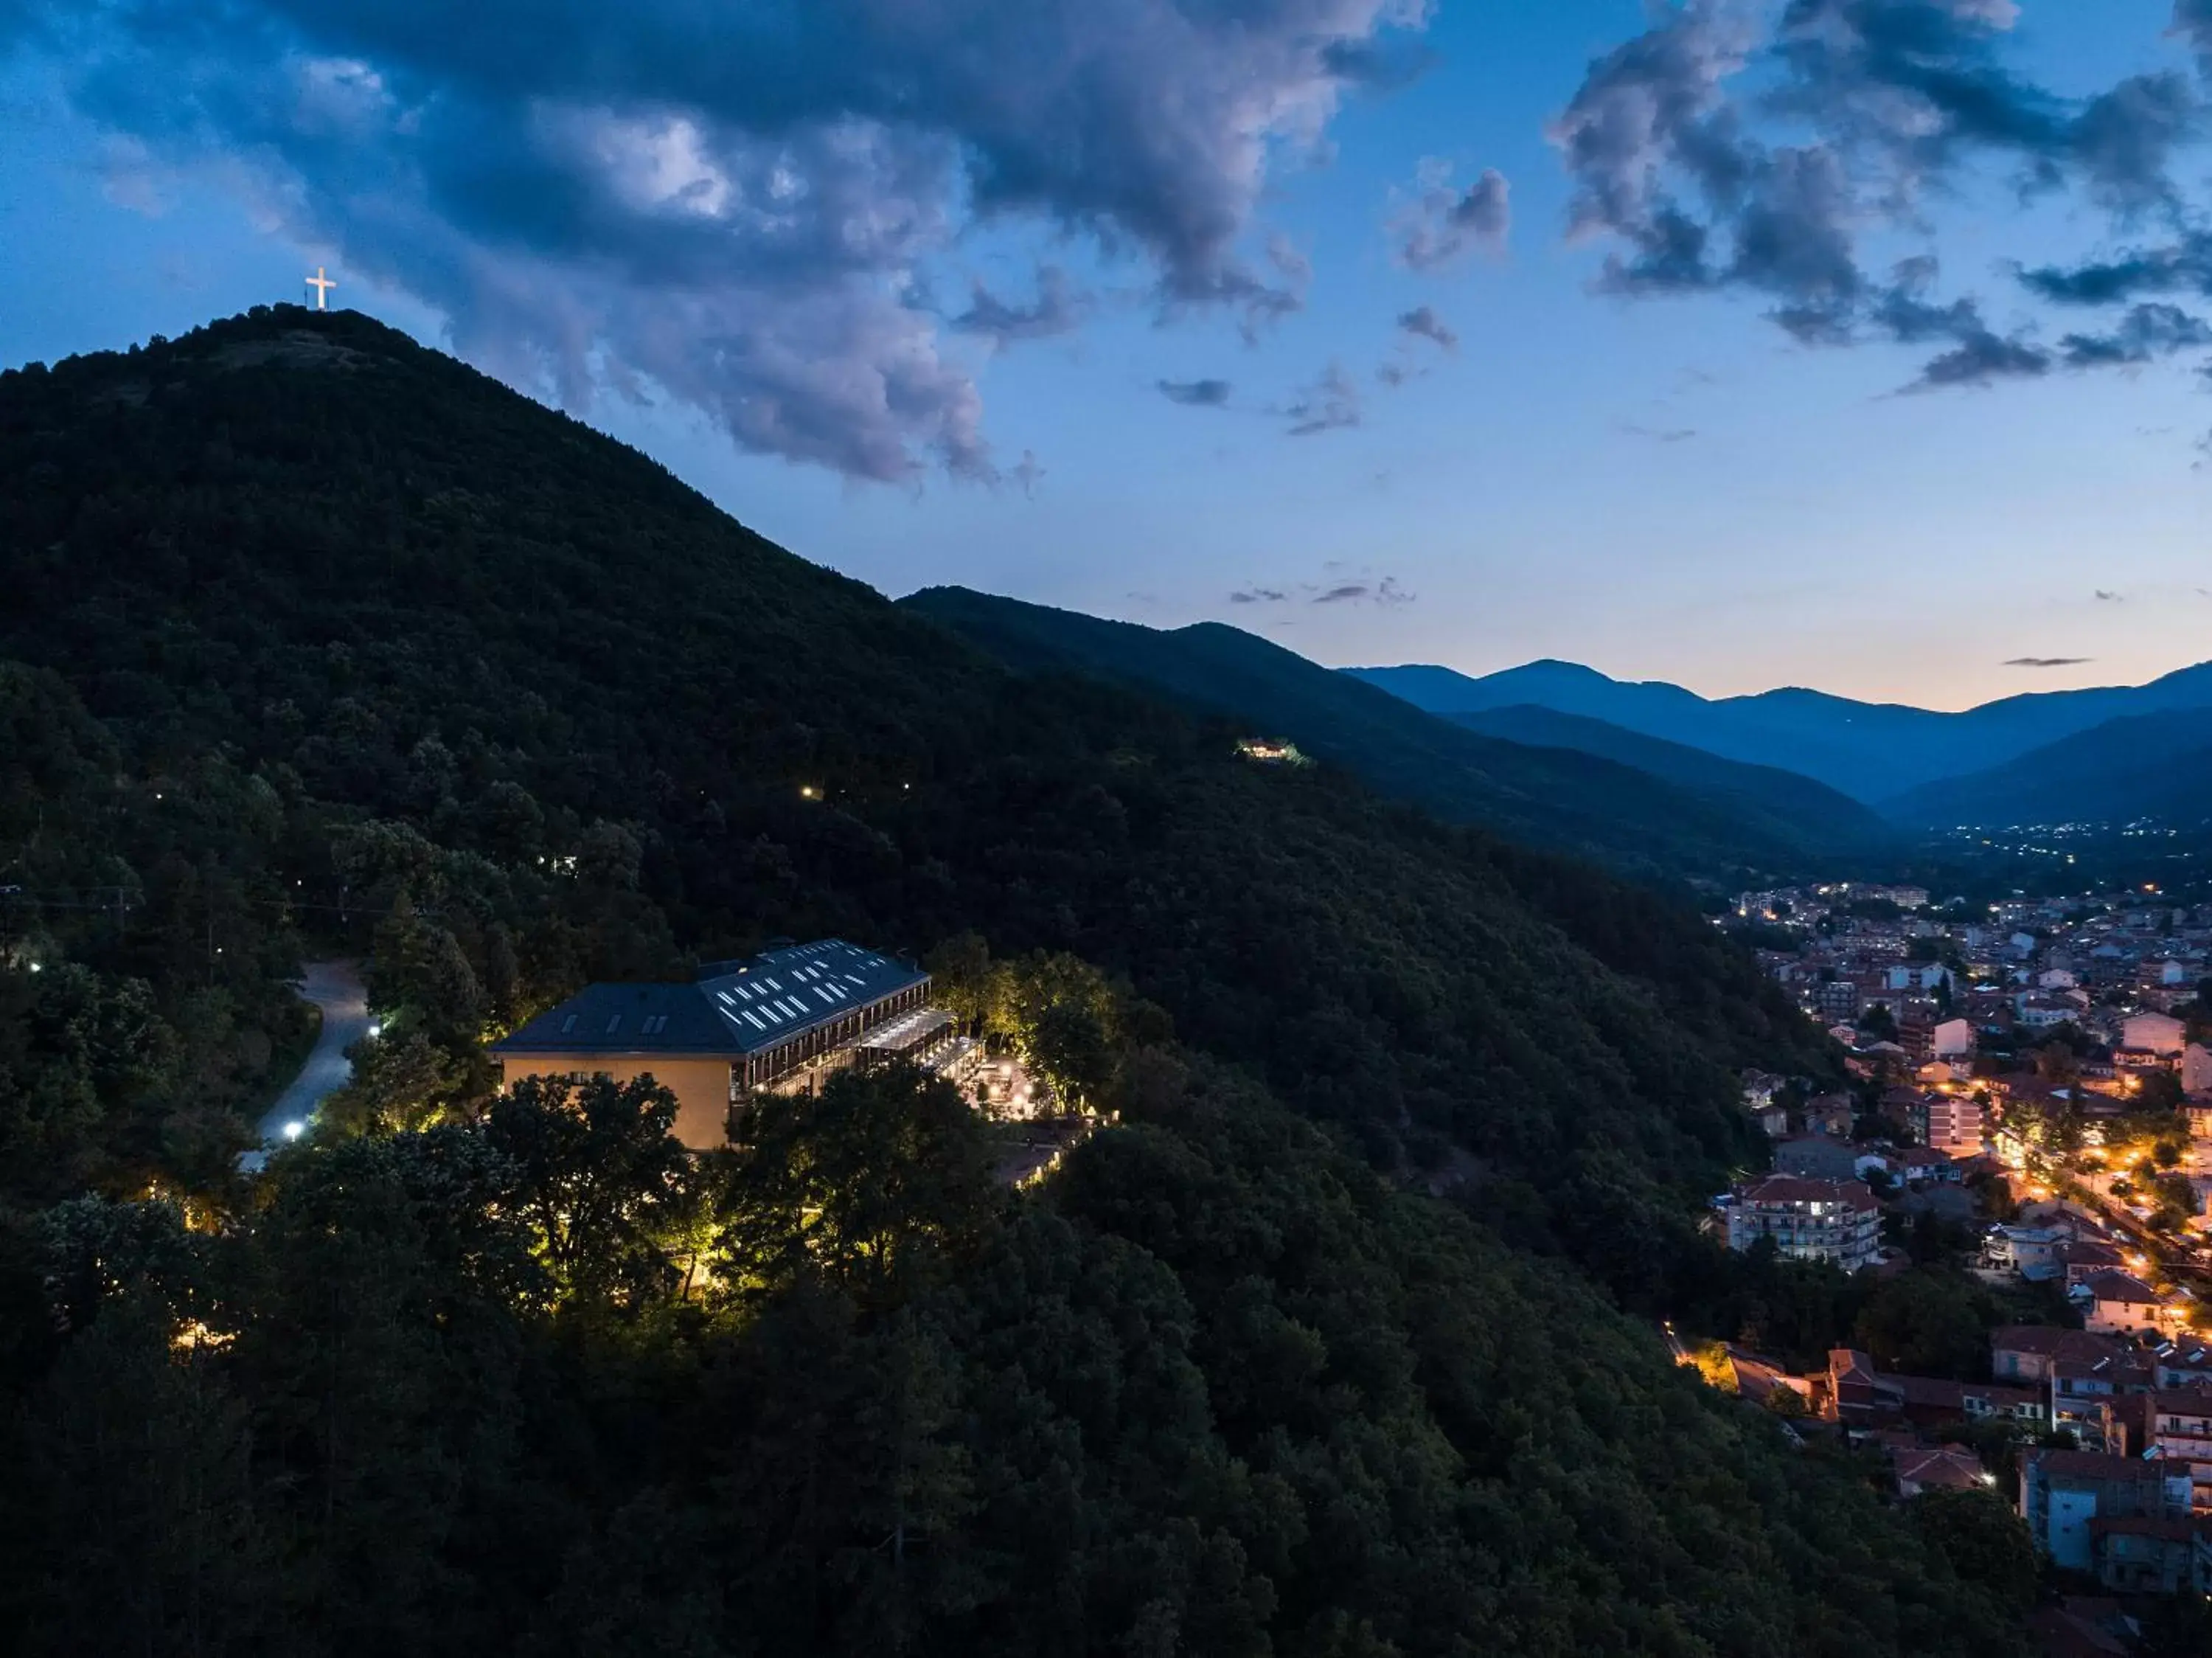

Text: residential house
xmin=2183 ymin=1043 xmax=2212 ymax=1100
xmin=1909 ymin=1092 xmax=1984 ymax=1156
xmin=2057 ymin=1238 xmax=2126 ymax=1288
xmin=1891 ymin=1445 xmax=1990 ymax=1498
xmin=1930 ymin=1016 xmax=1975 ymax=1060
xmin=1720 ymin=1176 xmax=1882 ymax=1271
xmin=2053 ymin=1353 xmax=2157 ymax=1448
xmin=2124 ymin=1013 xmax=2188 ymax=1058
xmin=2020 ymin=1449 xmax=2194 ymax=1575
xmin=2082 ymin=1271 xmax=2168 ymax=1339
xmin=1993 ymin=1325 xmax=2129 ymax=1384
xmin=2103 ymin=1388 xmax=2212 ymax=1514
xmin=1985 ymin=1227 xmax=2068 ymax=1283
xmin=1773 ymin=1136 xmax=1862 ymax=1180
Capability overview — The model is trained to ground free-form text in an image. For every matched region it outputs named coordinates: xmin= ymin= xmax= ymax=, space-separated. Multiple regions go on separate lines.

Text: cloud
xmin=950 ymin=266 xmax=1090 ymax=346
xmin=2058 ymin=302 xmax=2212 ymax=367
xmin=1157 ymin=377 xmax=1231 ymax=407
xmin=1618 ymin=421 xmax=1697 ymax=442
xmin=1284 ymin=361 xmax=1362 ymax=436
xmin=17 ymin=0 xmax=1427 ymax=481
xmin=1008 ymin=449 xmax=1045 ymax=497
xmin=1230 ymin=571 xmax=1411 ymax=606
xmin=2003 ymin=656 xmax=2093 ymax=667
xmin=2095 ymin=589 xmax=2125 ymax=600
xmin=1548 ymin=0 xmax=2212 ymax=395
xmin=1311 ymin=575 xmax=1413 ymax=605
xmin=1392 ymin=161 xmax=1511 ymax=268
xmin=1397 ymin=304 xmax=1458 ymax=350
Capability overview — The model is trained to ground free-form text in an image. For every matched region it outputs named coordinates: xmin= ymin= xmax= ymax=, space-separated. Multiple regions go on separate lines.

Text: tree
xmin=484 ymin=1072 xmax=697 ymax=1306
xmin=1908 ymin=1488 xmax=2035 ymax=1616
xmin=2135 ymin=1069 xmax=2185 ymax=1114
xmin=1853 ymin=1270 xmax=1990 ymax=1380
xmin=717 ymin=1064 xmax=998 ymax=1310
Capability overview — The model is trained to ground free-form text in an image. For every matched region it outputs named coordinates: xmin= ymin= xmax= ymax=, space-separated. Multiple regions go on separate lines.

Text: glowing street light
xmin=282 ymin=1120 xmax=306 ymax=1142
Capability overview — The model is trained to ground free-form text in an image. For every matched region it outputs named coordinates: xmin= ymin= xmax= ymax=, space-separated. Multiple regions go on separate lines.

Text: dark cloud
xmin=1229 ymin=586 xmax=1288 ymax=603
xmin=1311 ymin=575 xmax=1413 ymax=606
xmin=2058 ymin=302 xmax=2212 ymax=366
xmin=1009 ymin=449 xmax=1045 ymax=497
xmin=1284 ymin=361 xmax=1361 ymax=436
xmin=950 ymin=266 xmax=1089 ymax=346
xmin=1393 ymin=162 xmax=1511 ymax=268
xmin=1397 ymin=304 xmax=1458 ymax=350
xmin=2095 ymin=589 xmax=2125 ymax=600
xmin=1157 ymin=378 xmax=1231 ymax=408
xmin=1551 ymin=0 xmax=2212 ymax=395
xmin=2004 ymin=656 xmax=2093 ymax=667
xmin=19 ymin=0 xmax=1422 ymax=480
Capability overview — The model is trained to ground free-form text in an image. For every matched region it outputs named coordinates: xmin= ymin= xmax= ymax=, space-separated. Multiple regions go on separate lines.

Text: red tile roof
xmin=1739 ymin=1174 xmax=1879 ymax=1212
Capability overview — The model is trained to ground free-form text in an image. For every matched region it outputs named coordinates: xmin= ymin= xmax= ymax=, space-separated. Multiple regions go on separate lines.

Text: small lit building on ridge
xmin=490 ymin=939 xmax=941 ymax=1149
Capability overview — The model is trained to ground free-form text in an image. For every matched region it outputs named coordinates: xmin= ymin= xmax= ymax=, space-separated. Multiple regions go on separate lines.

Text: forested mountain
xmin=1885 ymin=710 xmax=2212 ymax=828
xmin=0 ymin=308 xmax=2028 ymax=1656
xmin=1352 ymin=656 xmax=2212 ymax=802
xmin=1441 ymin=702 xmax=1893 ymax=853
xmin=902 ymin=586 xmax=1874 ymax=876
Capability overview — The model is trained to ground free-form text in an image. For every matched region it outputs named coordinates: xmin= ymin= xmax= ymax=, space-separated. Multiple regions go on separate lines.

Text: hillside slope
xmin=1352 ymin=656 xmax=2212 ymax=801
xmin=1444 ymin=702 xmax=1893 ymax=851
xmin=901 ymin=586 xmax=1874 ymax=875
xmin=1886 ymin=710 xmax=2212 ymax=828
xmin=0 ymin=308 xmax=2018 ymax=1657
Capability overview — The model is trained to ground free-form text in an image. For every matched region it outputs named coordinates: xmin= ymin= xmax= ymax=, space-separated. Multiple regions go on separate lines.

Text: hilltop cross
xmin=305 ymin=266 xmax=336 ymax=309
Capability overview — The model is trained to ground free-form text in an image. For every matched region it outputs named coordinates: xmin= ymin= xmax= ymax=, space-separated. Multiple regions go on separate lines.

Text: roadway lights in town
xmin=799 ymin=785 xmax=821 ymax=800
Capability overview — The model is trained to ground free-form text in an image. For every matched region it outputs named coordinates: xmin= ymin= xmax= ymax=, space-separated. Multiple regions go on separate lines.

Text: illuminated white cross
xmin=305 ymin=266 xmax=337 ymax=309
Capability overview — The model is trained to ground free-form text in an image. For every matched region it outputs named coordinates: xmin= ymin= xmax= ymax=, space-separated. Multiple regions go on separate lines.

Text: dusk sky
xmin=7 ymin=0 xmax=2212 ymax=710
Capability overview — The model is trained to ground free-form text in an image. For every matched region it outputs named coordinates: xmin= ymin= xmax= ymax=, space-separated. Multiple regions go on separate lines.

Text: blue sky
xmin=5 ymin=1 xmax=2211 ymax=710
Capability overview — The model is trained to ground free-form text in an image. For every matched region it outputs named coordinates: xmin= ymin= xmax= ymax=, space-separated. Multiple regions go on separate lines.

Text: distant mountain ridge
xmin=1349 ymin=658 xmax=2212 ymax=803
xmin=902 ymin=587 xmax=1894 ymax=877
xmin=1885 ymin=710 xmax=2212 ymax=828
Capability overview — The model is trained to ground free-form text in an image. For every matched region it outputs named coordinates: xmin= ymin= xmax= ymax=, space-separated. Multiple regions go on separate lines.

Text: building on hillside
xmin=2124 ymin=1013 xmax=2188 ymax=1058
xmin=1909 ymin=1092 xmax=1984 ymax=1155
xmin=2057 ymin=1238 xmax=2126 ymax=1288
xmin=1930 ymin=1016 xmax=1975 ymax=1060
xmin=2082 ymin=1272 xmax=2170 ymax=1339
xmin=1992 ymin=1325 xmax=2130 ymax=1384
xmin=2102 ymin=1390 xmax=2212 ymax=1513
xmin=490 ymin=940 xmax=933 ymax=1150
xmin=2020 ymin=1450 xmax=2195 ymax=1578
xmin=2184 ymin=1043 xmax=2212 ymax=1099
xmin=1773 ymin=1136 xmax=1861 ymax=1181
xmin=1719 ymin=1175 xmax=1882 ymax=1272
xmin=1891 ymin=1445 xmax=1991 ymax=1498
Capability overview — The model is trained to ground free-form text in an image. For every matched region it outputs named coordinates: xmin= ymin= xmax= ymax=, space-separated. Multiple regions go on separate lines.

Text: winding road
xmin=242 ymin=960 xmax=369 ymax=1169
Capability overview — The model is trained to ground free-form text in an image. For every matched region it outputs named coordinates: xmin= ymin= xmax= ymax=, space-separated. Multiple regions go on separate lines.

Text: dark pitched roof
xmin=2083 ymin=1271 xmax=2160 ymax=1305
xmin=491 ymin=939 xmax=927 ymax=1059
xmin=2030 ymin=1449 xmax=2177 ymax=1482
xmin=1993 ymin=1325 xmax=2127 ymax=1365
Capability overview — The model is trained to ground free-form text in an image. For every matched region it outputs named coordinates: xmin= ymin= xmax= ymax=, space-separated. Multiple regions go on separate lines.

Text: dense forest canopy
xmin=0 ymin=308 xmax=2028 ymax=1654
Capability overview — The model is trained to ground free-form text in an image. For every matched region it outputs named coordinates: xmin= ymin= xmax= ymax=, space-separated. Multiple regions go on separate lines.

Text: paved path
xmin=243 ymin=960 xmax=369 ymax=1167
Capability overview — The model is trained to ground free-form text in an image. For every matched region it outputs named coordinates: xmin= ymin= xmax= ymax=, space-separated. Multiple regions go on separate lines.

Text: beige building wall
xmin=498 ymin=1052 xmax=734 ymax=1151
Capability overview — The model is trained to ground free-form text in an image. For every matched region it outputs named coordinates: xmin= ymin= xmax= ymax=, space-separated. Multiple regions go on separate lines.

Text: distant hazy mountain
xmin=1447 ymin=704 xmax=1892 ymax=847
xmin=1349 ymin=658 xmax=2212 ymax=802
xmin=902 ymin=587 xmax=1892 ymax=877
xmin=1885 ymin=711 xmax=2212 ymax=828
